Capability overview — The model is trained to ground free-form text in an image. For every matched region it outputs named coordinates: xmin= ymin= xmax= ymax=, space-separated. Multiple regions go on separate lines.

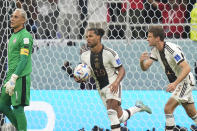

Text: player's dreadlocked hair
xmin=88 ymin=28 xmax=105 ymax=41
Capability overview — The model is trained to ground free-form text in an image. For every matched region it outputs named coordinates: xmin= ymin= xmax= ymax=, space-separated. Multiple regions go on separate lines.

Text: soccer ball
xmin=74 ymin=63 xmax=91 ymax=81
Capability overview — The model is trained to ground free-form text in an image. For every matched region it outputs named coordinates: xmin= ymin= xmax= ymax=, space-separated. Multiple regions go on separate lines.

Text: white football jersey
xmin=150 ymin=42 xmax=195 ymax=85
xmin=81 ymin=45 xmax=122 ymax=89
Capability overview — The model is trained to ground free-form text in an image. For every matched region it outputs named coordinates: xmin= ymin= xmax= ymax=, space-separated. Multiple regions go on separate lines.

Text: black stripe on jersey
xmin=165 ymin=44 xmax=174 ymax=54
xmin=179 ymin=82 xmax=187 ymax=98
xmin=150 ymin=57 xmax=158 ymax=61
xmin=176 ymin=52 xmax=185 ymax=65
xmin=159 ymin=49 xmax=177 ymax=83
xmin=104 ymin=46 xmax=116 ymax=57
xmin=181 ymin=53 xmax=185 ymax=59
xmin=177 ymin=59 xmax=184 ymax=65
xmin=21 ymin=76 xmax=27 ymax=106
xmin=189 ymin=74 xmax=195 ymax=86
xmin=178 ymin=47 xmax=182 ymax=51
xmin=90 ymin=47 xmax=109 ymax=89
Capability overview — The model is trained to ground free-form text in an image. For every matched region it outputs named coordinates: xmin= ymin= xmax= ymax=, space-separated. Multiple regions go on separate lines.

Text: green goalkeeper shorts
xmin=0 ymin=74 xmax=31 ymax=107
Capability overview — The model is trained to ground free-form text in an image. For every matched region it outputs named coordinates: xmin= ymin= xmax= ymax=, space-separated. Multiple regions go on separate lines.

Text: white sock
xmin=128 ymin=106 xmax=141 ymax=115
xmin=119 ymin=106 xmax=141 ymax=123
xmin=107 ymin=109 xmax=120 ymax=131
xmin=165 ymin=114 xmax=175 ymax=131
xmin=192 ymin=114 xmax=197 ymax=124
xmin=119 ymin=109 xmax=129 ymax=123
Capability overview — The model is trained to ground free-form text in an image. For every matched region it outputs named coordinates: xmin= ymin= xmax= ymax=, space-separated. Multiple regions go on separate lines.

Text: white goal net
xmin=0 ymin=0 xmax=197 ymax=131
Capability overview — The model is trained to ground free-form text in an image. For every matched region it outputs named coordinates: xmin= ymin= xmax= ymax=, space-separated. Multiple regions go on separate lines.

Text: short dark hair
xmin=87 ymin=28 xmax=105 ymax=39
xmin=148 ymin=26 xmax=165 ymax=41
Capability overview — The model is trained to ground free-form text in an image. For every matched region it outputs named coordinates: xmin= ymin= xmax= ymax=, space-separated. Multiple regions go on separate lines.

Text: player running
xmin=75 ymin=28 xmax=152 ymax=131
xmin=140 ymin=26 xmax=197 ymax=131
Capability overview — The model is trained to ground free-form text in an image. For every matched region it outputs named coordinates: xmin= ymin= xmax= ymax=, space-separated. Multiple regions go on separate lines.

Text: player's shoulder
xmin=151 ymin=47 xmax=157 ymax=53
xmin=80 ymin=50 xmax=90 ymax=63
xmin=166 ymin=41 xmax=181 ymax=48
xmin=80 ymin=44 xmax=90 ymax=55
xmin=103 ymin=46 xmax=117 ymax=57
xmin=81 ymin=47 xmax=90 ymax=57
xmin=165 ymin=42 xmax=181 ymax=54
xmin=22 ymin=29 xmax=33 ymax=39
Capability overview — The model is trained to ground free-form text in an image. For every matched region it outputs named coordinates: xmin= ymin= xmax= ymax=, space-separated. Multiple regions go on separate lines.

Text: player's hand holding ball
xmin=73 ymin=63 xmax=91 ymax=83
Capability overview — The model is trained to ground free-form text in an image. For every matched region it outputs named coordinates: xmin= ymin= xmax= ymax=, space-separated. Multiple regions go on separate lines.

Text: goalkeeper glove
xmin=5 ymin=74 xmax=18 ymax=96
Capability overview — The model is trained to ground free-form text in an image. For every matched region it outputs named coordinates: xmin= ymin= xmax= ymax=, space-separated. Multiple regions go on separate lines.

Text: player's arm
xmin=14 ymin=52 xmax=28 ymax=76
xmin=140 ymin=52 xmax=154 ymax=71
xmin=109 ymin=51 xmax=124 ymax=93
xmin=173 ymin=48 xmax=191 ymax=84
xmin=167 ymin=47 xmax=190 ymax=92
xmin=14 ymin=38 xmax=32 ymax=76
xmin=5 ymin=37 xmax=32 ymax=96
xmin=175 ymin=61 xmax=191 ymax=85
xmin=115 ymin=65 xmax=125 ymax=84
xmin=166 ymin=60 xmax=191 ymax=92
xmin=110 ymin=65 xmax=125 ymax=94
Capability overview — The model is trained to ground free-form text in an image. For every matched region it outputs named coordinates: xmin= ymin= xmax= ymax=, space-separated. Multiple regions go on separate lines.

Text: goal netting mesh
xmin=0 ymin=0 xmax=197 ymax=131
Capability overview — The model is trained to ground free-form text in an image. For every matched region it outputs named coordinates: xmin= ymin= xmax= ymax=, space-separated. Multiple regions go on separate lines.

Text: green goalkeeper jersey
xmin=6 ymin=28 xmax=33 ymax=81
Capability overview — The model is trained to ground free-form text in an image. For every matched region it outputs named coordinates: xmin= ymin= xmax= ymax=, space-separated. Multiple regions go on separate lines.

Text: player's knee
xmin=185 ymin=109 xmax=195 ymax=118
xmin=182 ymin=103 xmax=197 ymax=118
xmin=106 ymin=99 xmax=120 ymax=110
xmin=107 ymin=109 xmax=117 ymax=116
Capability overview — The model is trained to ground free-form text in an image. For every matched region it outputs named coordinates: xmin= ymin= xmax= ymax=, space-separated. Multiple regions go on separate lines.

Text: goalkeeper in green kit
xmin=0 ymin=8 xmax=33 ymax=131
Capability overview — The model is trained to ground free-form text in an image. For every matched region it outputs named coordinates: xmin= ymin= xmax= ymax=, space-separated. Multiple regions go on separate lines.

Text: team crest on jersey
xmin=23 ymin=38 xmax=29 ymax=44
xmin=174 ymin=54 xmax=181 ymax=62
xmin=94 ymin=58 xmax=100 ymax=69
xmin=116 ymin=58 xmax=121 ymax=65
xmin=13 ymin=38 xmax=16 ymax=43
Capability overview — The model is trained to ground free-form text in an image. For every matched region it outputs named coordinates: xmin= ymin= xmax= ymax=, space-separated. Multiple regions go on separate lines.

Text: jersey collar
xmin=14 ymin=28 xmax=25 ymax=34
xmin=91 ymin=44 xmax=104 ymax=54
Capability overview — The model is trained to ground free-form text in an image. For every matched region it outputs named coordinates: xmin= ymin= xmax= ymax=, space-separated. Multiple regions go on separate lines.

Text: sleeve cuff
xmin=150 ymin=57 xmax=158 ymax=61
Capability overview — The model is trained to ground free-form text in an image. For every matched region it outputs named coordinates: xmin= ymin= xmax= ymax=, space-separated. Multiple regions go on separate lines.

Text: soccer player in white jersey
xmin=140 ymin=26 xmax=197 ymax=131
xmin=75 ymin=28 xmax=152 ymax=131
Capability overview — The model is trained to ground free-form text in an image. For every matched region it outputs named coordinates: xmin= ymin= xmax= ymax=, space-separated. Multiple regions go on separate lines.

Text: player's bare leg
xmin=164 ymin=98 xmax=179 ymax=131
xmin=106 ymin=99 xmax=152 ymax=131
xmin=118 ymin=100 xmax=152 ymax=123
xmin=182 ymin=103 xmax=197 ymax=124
